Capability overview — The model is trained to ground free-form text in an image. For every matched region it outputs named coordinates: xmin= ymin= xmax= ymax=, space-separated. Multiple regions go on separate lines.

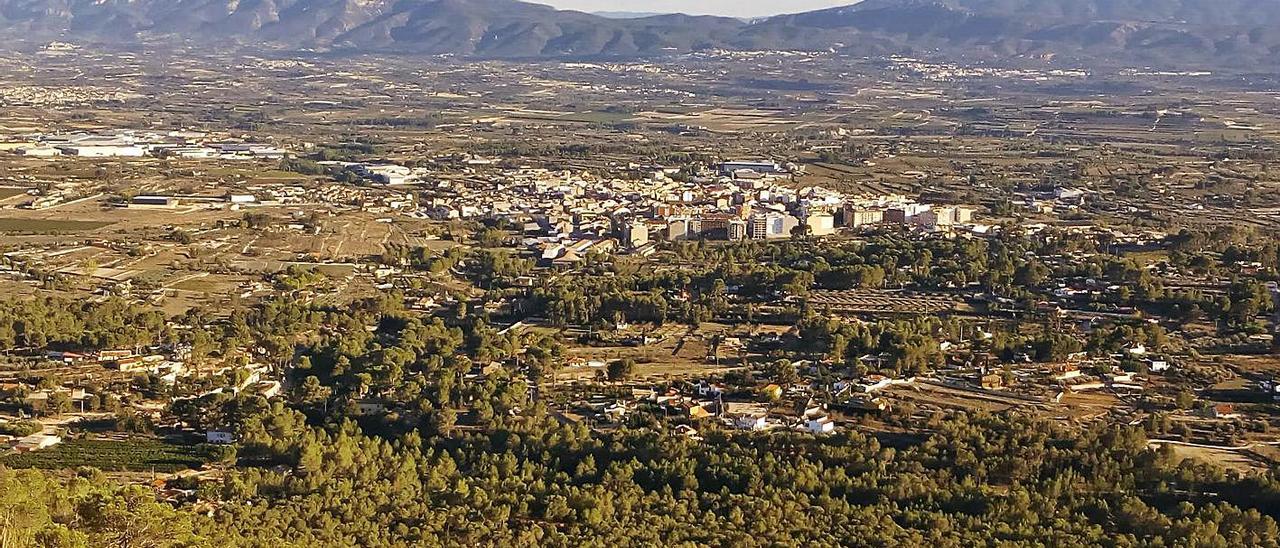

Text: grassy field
xmin=0 ymin=218 xmax=114 ymax=233
xmin=509 ymin=111 xmax=635 ymax=124
xmin=1222 ymin=355 xmax=1280 ymax=376
xmin=2 ymin=437 xmax=209 ymax=473
xmin=1166 ymin=443 xmax=1267 ymax=474
xmin=1125 ymin=250 xmax=1170 ymax=266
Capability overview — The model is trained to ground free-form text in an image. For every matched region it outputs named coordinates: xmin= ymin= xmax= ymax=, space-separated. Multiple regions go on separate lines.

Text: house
xmin=805 ymin=416 xmax=836 ymax=434
xmin=666 ymin=398 xmax=713 ymax=420
xmin=842 ymin=396 xmax=889 ymax=413
xmin=1050 ymin=365 xmax=1083 ymax=381
xmin=686 ymin=403 xmax=713 ymax=420
xmin=650 ymin=389 xmax=681 ymax=405
xmin=114 ymin=356 xmax=149 ymax=372
xmin=631 ymin=242 xmax=659 ymax=257
xmin=601 ymin=403 xmax=630 ymax=422
xmin=673 ymin=424 xmax=703 ymax=441
xmin=354 ymin=400 xmax=388 ymax=416
xmin=630 ymin=387 xmax=656 ymax=401
xmin=980 ymin=374 xmax=1005 ymax=390
xmin=99 ymin=349 xmax=136 ymax=361
xmin=158 ymin=369 xmax=181 ymax=386
xmin=731 ymin=413 xmax=768 ymax=431
xmin=854 ymin=374 xmax=894 ymax=393
xmin=1202 ymin=404 xmax=1240 ymax=419
xmin=14 ymin=433 xmax=61 ymax=452
xmin=46 ymin=351 xmax=89 ymax=364
xmin=694 ymin=381 xmax=724 ymax=398
xmin=206 ymin=430 xmax=236 ymax=444
xmin=799 ymin=399 xmax=825 ymax=420
xmin=478 ymin=362 xmax=506 ymax=377
xmin=1104 ymin=372 xmax=1136 ymax=384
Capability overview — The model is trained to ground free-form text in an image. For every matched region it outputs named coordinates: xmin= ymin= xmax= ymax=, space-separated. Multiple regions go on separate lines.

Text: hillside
xmin=1 ymin=0 xmax=1279 ymax=66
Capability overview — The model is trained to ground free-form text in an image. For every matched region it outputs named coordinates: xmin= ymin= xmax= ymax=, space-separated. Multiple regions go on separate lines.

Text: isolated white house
xmin=805 ymin=416 xmax=835 ymax=434
xmin=206 ymin=430 xmax=235 ymax=444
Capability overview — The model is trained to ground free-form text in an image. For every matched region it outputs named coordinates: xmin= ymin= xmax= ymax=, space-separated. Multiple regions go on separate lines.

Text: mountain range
xmin=2 ymin=0 xmax=1279 ymax=67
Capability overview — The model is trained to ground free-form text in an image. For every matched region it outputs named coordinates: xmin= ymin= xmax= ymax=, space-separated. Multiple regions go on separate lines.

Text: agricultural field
xmin=2 ymin=437 xmax=211 ymax=473
xmin=0 ymin=217 xmax=114 ymax=233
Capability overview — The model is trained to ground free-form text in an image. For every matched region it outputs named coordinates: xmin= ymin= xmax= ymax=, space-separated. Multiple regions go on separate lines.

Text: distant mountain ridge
xmin=593 ymin=11 xmax=666 ymax=19
xmin=1 ymin=0 xmax=1278 ymax=67
xmin=747 ymin=0 xmax=1280 ymax=65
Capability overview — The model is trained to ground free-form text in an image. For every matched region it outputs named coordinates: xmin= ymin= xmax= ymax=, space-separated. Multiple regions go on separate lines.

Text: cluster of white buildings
xmin=842 ymin=197 xmax=979 ymax=231
xmin=323 ymin=162 xmax=429 ymax=185
xmin=126 ymin=183 xmax=413 ymax=214
xmin=4 ymin=131 xmax=287 ymax=160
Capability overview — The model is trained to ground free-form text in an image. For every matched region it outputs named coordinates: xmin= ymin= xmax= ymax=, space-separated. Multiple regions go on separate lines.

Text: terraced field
xmin=808 ymin=289 xmax=962 ymax=314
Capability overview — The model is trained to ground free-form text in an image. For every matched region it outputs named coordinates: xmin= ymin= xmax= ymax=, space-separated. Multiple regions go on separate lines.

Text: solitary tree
xmin=607 ymin=359 xmax=636 ymax=382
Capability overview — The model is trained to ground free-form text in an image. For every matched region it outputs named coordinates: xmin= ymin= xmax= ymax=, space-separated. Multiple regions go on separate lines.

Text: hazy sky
xmin=538 ymin=0 xmax=853 ymax=18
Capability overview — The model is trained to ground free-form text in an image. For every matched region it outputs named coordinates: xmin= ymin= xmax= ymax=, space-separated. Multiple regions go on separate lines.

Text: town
xmin=1 ymin=32 xmax=1279 ymax=547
